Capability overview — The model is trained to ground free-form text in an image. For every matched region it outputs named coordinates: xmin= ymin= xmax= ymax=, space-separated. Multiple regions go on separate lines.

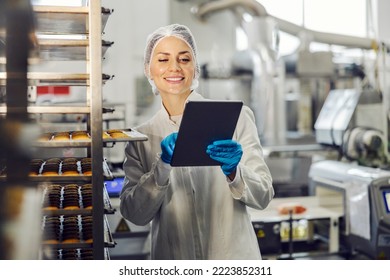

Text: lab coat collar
xmin=158 ymin=91 xmax=204 ymax=119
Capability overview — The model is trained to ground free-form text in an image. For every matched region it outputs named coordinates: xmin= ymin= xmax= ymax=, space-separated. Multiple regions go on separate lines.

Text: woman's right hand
xmin=160 ymin=132 xmax=178 ymax=164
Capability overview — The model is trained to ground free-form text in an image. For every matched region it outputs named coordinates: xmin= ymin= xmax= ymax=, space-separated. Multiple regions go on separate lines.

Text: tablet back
xmin=171 ymin=100 xmax=243 ymax=166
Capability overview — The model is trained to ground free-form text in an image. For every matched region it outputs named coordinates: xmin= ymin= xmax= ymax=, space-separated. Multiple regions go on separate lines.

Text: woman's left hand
xmin=206 ymin=139 xmax=243 ymax=177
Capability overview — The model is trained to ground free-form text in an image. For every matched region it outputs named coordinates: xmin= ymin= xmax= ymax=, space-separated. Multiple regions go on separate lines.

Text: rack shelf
xmin=0 ymin=72 xmax=112 ymax=86
xmin=31 ymin=128 xmax=148 ymax=148
xmin=33 ymin=6 xmax=112 ymax=35
xmin=41 ymin=216 xmax=115 ymax=249
xmin=38 ymin=39 xmax=113 ymax=61
xmin=1 ymin=39 xmax=113 ymax=63
xmin=30 ymin=1 xmax=111 ymax=259
xmin=0 ymin=105 xmax=121 ymax=114
xmin=1 ymin=1 xmax=142 ymax=260
xmin=0 ymin=105 xmax=91 ymax=114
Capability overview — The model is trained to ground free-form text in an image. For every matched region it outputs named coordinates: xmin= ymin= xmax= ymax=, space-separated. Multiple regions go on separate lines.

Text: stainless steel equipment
xmin=314 ymin=89 xmax=361 ymax=147
xmin=309 ymin=160 xmax=390 ymax=259
xmin=314 ymin=87 xmax=387 ymax=168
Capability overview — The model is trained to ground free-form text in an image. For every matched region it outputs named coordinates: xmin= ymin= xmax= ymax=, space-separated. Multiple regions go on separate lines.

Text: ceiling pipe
xmin=191 ymin=0 xmax=381 ymax=50
xmin=190 ymin=0 xmax=267 ymax=19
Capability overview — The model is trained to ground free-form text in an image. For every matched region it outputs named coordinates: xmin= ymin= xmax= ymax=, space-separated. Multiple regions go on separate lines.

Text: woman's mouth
xmin=165 ymin=77 xmax=184 ymax=82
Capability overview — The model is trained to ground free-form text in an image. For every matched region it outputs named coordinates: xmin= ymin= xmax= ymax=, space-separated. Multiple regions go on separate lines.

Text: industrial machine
xmin=314 ymin=87 xmax=387 ymax=168
xmin=309 ymin=160 xmax=390 ymax=259
xmin=309 ymin=80 xmax=390 ymax=259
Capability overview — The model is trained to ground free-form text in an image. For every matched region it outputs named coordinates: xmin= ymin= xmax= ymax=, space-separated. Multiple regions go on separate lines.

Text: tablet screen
xmin=171 ymin=100 xmax=243 ymax=166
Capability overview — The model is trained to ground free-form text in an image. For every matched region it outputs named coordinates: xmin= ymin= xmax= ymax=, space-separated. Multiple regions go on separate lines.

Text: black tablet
xmin=170 ymin=100 xmax=243 ymax=166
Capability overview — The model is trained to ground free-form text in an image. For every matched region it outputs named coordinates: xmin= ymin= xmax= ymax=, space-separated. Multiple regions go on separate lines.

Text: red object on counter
xmin=277 ymin=203 xmax=307 ymax=215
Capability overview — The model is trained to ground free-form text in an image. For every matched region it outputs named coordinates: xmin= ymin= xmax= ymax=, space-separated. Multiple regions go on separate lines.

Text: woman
xmin=119 ymin=24 xmax=274 ymax=260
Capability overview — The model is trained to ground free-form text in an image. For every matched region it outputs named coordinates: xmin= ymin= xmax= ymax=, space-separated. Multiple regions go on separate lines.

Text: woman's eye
xmin=179 ymin=58 xmax=190 ymax=63
xmin=158 ymin=59 xmax=168 ymax=62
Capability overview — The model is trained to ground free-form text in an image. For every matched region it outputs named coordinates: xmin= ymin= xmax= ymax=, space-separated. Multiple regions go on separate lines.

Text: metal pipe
xmin=275 ymin=16 xmax=377 ymax=50
xmin=191 ymin=0 xmax=380 ymax=50
xmin=191 ymin=0 xmax=267 ymax=21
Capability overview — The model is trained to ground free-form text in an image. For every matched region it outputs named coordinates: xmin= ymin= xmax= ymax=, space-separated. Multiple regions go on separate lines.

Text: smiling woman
xmin=143 ymin=24 xmax=201 ymax=117
xmin=149 ymin=36 xmax=195 ymax=109
xmin=143 ymin=24 xmax=201 ymax=97
xmin=119 ymin=23 xmax=274 ymax=260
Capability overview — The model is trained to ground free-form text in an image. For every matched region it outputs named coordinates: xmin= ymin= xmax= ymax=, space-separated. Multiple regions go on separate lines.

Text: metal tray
xmin=0 ymin=157 xmax=113 ymax=181
xmin=41 ymin=214 xmax=115 ymax=250
xmin=33 ymin=128 xmax=148 ymax=148
xmin=0 ymin=72 xmax=112 ymax=86
xmin=37 ymin=39 xmax=113 ymax=61
xmin=0 ymin=105 xmax=91 ymax=115
xmin=103 ymin=129 xmax=148 ymax=143
xmin=0 ymin=38 xmax=114 ymax=63
xmin=33 ymin=6 xmax=113 ymax=35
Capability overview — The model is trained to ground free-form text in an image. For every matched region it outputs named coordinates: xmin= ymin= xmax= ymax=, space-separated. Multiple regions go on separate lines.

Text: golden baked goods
xmin=107 ymin=129 xmax=127 ymax=138
xmin=42 ymin=172 xmax=59 ymax=177
xmin=41 ymin=163 xmax=60 ymax=176
xmin=80 ymin=158 xmax=91 ymax=164
xmin=45 ymin=158 xmax=62 ymax=165
xmin=29 ymin=159 xmax=44 ymax=176
xmin=62 ymin=157 xmax=78 ymax=165
xmin=102 ymin=132 xmax=111 ymax=139
xmin=62 ymin=216 xmax=80 ymax=243
xmin=42 ymin=185 xmax=62 ymax=210
xmin=81 ymin=163 xmax=92 ymax=176
xmin=62 ymin=184 xmax=80 ymax=210
xmin=71 ymin=131 xmax=90 ymax=140
xmin=42 ymin=216 xmax=61 ymax=244
xmin=61 ymin=249 xmax=78 ymax=260
xmin=79 ymin=249 xmax=93 ymax=260
xmin=61 ymin=162 xmax=80 ymax=176
xmin=79 ymin=158 xmax=92 ymax=176
xmin=29 ymin=163 xmax=41 ymax=176
xmin=81 ymin=184 xmax=92 ymax=209
xmin=81 ymin=215 xmax=93 ymax=243
xmin=53 ymin=132 xmax=70 ymax=141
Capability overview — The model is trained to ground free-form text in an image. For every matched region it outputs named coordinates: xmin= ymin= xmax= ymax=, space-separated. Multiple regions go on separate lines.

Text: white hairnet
xmin=144 ymin=24 xmax=201 ymax=95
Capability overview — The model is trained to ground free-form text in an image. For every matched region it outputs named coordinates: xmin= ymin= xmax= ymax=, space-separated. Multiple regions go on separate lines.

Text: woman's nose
xmin=168 ymin=60 xmax=181 ymax=71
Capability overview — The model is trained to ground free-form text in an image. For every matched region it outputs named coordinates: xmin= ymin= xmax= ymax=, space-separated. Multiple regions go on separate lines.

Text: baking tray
xmin=33 ymin=128 xmax=148 ymax=148
xmin=0 ymin=72 xmax=113 ymax=86
xmin=41 ymin=183 xmax=115 ymax=216
xmin=103 ymin=129 xmax=149 ymax=143
xmin=0 ymin=157 xmax=113 ymax=181
xmin=41 ymin=214 xmax=115 ymax=249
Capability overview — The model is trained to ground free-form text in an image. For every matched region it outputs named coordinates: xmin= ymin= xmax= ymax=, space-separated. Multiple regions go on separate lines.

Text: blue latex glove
xmin=160 ymin=132 xmax=178 ymax=164
xmin=206 ymin=139 xmax=243 ymax=176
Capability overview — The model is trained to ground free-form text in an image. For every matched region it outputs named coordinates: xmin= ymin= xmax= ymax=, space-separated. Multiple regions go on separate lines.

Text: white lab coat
xmin=120 ymin=91 xmax=274 ymax=259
